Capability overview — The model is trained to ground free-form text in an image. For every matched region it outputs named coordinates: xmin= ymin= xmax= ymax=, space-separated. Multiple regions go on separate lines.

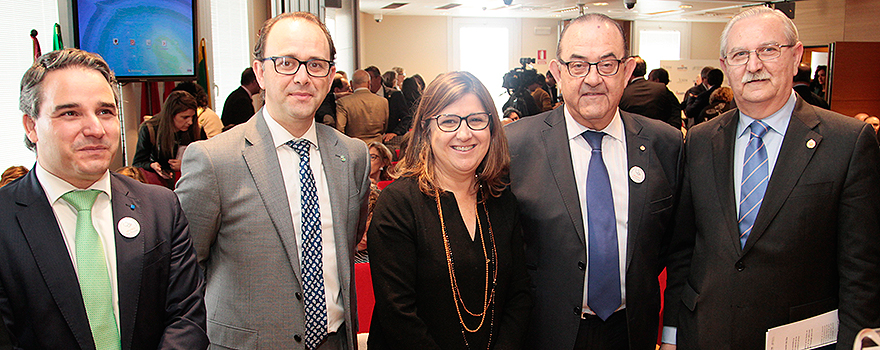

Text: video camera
xmin=502 ymin=57 xmax=540 ymax=117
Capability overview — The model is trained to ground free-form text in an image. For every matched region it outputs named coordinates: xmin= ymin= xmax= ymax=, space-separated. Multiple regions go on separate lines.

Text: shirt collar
xmin=737 ymin=90 xmax=797 ymax=139
xmin=35 ymin=162 xmax=111 ymax=205
xmin=262 ymin=107 xmax=319 ymax=150
xmin=564 ymin=106 xmax=625 ymax=144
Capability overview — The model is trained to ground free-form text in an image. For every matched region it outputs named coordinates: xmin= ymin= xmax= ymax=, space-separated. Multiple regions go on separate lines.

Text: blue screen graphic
xmin=75 ymin=0 xmax=195 ymax=79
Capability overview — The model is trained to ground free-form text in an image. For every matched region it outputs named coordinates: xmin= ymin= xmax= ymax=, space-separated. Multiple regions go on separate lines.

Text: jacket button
xmin=735 ymin=261 xmax=745 ymax=271
xmin=294 ymin=334 xmax=302 ymax=342
xmin=578 ymin=261 xmax=586 ymax=270
xmin=573 ymin=306 xmax=580 ymax=315
xmin=295 ymin=292 xmax=303 ymax=301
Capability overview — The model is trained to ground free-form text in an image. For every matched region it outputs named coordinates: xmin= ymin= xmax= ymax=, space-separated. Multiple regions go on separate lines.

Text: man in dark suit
xmin=620 ymin=56 xmax=682 ymax=129
xmin=684 ymin=68 xmax=723 ymax=126
xmin=794 ymin=63 xmax=830 ymax=109
xmin=221 ymin=67 xmax=260 ymax=126
xmin=0 ymin=49 xmax=207 ymax=349
xmin=365 ymin=66 xmax=410 ymax=141
xmin=662 ymin=7 xmax=880 ymax=350
xmin=176 ymin=12 xmax=370 ymax=349
xmin=507 ymin=13 xmax=682 ymax=350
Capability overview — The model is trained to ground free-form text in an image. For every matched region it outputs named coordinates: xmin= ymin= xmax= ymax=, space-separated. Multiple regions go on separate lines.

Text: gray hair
xmin=20 ymin=48 xmax=118 ymax=151
xmin=557 ymin=13 xmax=628 ymax=60
xmin=720 ymin=6 xmax=799 ymax=58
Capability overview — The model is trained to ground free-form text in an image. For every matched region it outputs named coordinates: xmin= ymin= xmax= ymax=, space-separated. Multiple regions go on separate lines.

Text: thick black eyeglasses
xmin=723 ymin=43 xmax=795 ymax=66
xmin=558 ymin=58 xmax=625 ymax=77
xmin=260 ymin=56 xmax=335 ymax=77
xmin=428 ymin=113 xmax=491 ymax=132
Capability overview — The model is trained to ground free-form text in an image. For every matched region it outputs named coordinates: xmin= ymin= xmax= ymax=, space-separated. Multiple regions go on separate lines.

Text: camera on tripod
xmin=502 ymin=57 xmax=540 ymax=117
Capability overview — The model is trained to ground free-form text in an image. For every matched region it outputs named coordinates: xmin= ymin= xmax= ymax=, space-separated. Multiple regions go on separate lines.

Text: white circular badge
xmin=118 ymin=217 xmax=140 ymax=238
xmin=629 ymin=166 xmax=646 ymax=184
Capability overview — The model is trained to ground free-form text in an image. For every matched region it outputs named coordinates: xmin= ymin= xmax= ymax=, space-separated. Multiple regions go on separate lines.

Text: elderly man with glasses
xmin=662 ymin=6 xmax=880 ymax=350
xmin=506 ymin=13 xmax=683 ymax=350
xmin=176 ymin=12 xmax=371 ymax=350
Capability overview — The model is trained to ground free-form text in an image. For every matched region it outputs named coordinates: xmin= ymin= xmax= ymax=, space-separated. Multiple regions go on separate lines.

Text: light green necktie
xmin=61 ymin=190 xmax=121 ymax=350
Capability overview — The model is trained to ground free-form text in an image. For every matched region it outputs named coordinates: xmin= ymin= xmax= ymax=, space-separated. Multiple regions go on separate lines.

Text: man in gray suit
xmin=176 ymin=12 xmax=370 ymax=350
xmin=506 ymin=13 xmax=682 ymax=350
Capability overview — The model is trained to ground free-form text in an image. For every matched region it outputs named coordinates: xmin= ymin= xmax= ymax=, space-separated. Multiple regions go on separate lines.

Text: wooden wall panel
xmin=844 ymin=0 xmax=880 ymax=41
xmin=828 ymin=41 xmax=880 ymax=117
xmin=794 ymin=0 xmax=846 ymax=47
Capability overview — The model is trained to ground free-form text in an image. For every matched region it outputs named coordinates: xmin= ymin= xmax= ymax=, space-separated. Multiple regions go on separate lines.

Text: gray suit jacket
xmin=176 ymin=110 xmax=371 ymax=349
xmin=506 ymin=107 xmax=682 ymax=350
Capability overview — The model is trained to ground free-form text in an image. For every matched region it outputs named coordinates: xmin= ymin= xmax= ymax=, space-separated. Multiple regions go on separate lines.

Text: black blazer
xmin=221 ymin=86 xmax=254 ymax=126
xmin=506 ymin=107 xmax=683 ymax=350
xmin=0 ymin=171 xmax=208 ymax=349
xmin=619 ymin=77 xmax=682 ymax=129
xmin=664 ymin=97 xmax=880 ymax=349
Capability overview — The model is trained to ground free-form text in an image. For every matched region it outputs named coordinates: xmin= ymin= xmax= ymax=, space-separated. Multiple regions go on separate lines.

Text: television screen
xmin=73 ymin=0 xmax=196 ymax=80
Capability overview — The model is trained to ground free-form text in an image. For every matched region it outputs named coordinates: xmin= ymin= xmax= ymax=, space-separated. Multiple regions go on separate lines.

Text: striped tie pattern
xmin=286 ymin=139 xmax=328 ymax=350
xmin=61 ymin=190 xmax=121 ymax=350
xmin=738 ymin=120 xmax=770 ymax=248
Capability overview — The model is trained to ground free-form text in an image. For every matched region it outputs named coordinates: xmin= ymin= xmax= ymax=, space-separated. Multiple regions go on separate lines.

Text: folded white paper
xmin=766 ymin=309 xmax=838 ymax=350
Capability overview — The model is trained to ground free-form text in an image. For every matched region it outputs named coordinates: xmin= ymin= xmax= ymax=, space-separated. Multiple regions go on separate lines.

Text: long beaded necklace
xmin=434 ymin=190 xmax=498 ymax=349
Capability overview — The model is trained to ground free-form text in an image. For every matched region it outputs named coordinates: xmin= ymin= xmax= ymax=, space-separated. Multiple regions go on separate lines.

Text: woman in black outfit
xmin=368 ymin=71 xmax=532 ymax=349
xmin=132 ymin=90 xmax=204 ymax=188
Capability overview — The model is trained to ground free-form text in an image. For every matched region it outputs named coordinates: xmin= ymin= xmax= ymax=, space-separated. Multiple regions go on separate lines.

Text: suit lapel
xmin=316 ymin=125 xmax=353 ymax=279
xmin=242 ymin=113 xmax=303 ymax=284
xmin=14 ymin=171 xmax=93 ymax=349
xmin=743 ymin=99 xmax=820 ymax=253
xmin=711 ymin=110 xmax=744 ymax=253
xmin=541 ymin=108 xmax=586 ymax=246
xmin=110 ymin=174 xmax=143 ymax=350
xmin=620 ymin=112 xmax=648 ymax=270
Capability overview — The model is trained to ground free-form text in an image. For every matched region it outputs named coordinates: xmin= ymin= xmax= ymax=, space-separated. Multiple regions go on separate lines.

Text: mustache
xmin=742 ymin=71 xmax=772 ymax=84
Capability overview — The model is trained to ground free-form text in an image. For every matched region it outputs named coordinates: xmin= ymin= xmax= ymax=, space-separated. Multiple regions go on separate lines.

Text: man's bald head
xmin=351 ymin=69 xmax=371 ymax=89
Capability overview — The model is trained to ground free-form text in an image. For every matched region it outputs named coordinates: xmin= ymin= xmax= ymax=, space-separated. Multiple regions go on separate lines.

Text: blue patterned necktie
xmin=61 ymin=189 xmax=121 ymax=350
xmin=739 ymin=120 xmax=770 ymax=248
xmin=286 ymin=139 xmax=328 ymax=350
xmin=582 ymin=130 xmax=621 ymax=321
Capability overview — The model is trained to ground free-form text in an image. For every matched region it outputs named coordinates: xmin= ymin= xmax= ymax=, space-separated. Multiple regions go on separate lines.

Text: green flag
xmin=53 ymin=23 xmax=63 ymax=50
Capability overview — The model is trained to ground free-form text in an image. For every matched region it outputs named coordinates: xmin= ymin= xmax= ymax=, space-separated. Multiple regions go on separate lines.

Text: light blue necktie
xmin=61 ymin=189 xmax=121 ymax=350
xmin=582 ymin=131 xmax=621 ymax=321
xmin=738 ymin=120 xmax=770 ymax=248
xmin=287 ymin=139 xmax=328 ymax=350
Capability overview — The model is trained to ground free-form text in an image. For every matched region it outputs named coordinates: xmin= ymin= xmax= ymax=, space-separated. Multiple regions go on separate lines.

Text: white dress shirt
xmin=35 ymin=165 xmax=120 ymax=330
xmin=263 ymin=110 xmax=344 ymax=333
xmin=564 ymin=106 xmax=630 ymax=314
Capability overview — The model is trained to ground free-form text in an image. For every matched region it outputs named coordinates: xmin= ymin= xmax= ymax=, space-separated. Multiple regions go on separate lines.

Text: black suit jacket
xmin=221 ymin=86 xmax=254 ymax=126
xmin=384 ymin=88 xmax=411 ymax=136
xmin=793 ymin=84 xmax=830 ymax=110
xmin=685 ymin=85 xmax=719 ymax=125
xmin=0 ymin=171 xmax=208 ymax=349
xmin=506 ymin=107 xmax=682 ymax=350
xmin=664 ymin=97 xmax=880 ymax=349
xmin=620 ymin=77 xmax=682 ymax=129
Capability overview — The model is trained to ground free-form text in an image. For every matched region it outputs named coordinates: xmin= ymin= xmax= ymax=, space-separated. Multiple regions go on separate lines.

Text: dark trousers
xmin=574 ymin=310 xmax=629 ymax=350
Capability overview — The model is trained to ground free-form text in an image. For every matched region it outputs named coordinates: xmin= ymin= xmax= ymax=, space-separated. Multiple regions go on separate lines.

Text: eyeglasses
xmin=260 ymin=56 xmax=335 ymax=77
xmin=724 ymin=43 xmax=794 ymax=66
xmin=428 ymin=113 xmax=491 ymax=132
xmin=558 ymin=58 xmax=625 ymax=77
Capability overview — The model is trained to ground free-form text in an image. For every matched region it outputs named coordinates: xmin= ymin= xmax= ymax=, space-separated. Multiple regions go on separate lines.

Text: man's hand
xmin=168 ymin=159 xmax=182 ymax=172
xmin=383 ymin=133 xmax=397 ymax=142
xmin=659 ymin=343 xmax=677 ymax=350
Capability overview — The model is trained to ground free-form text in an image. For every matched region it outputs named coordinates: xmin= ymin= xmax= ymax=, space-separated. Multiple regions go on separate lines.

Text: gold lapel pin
xmin=806 ymin=139 xmax=816 ymax=149
xmin=639 ymin=145 xmax=646 ymax=151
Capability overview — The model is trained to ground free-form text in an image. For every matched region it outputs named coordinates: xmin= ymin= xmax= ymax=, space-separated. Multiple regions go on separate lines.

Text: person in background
xmin=412 ymin=74 xmax=426 ymax=92
xmin=367 ymin=66 xmax=411 ymax=142
xmin=697 ymin=86 xmax=735 ymax=122
xmin=368 ymin=71 xmax=532 ymax=349
xmin=530 ymin=73 xmax=553 ymax=113
xmin=132 ymin=90 xmax=204 ymax=188
xmin=681 ymin=66 xmax=714 ymax=127
xmin=1 ymin=47 xmax=207 ymax=350
xmin=172 ymin=82 xmax=224 ymax=138
xmin=811 ymin=64 xmax=827 ymax=100
xmin=793 ymin=63 xmax=829 ymax=109
xmin=0 ymin=165 xmax=28 ymax=187
xmin=368 ymin=141 xmax=394 ymax=185
xmin=501 ymin=107 xmax=522 ymax=125
xmin=662 ymin=7 xmax=880 ymax=349
xmin=383 ymin=71 xmax=398 ymax=90
xmin=866 ymin=115 xmax=880 ymax=139
xmin=335 ymin=69 xmax=389 ymax=145
xmin=221 ymin=67 xmax=260 ymax=127
xmin=401 ymin=76 xmax=422 ymax=117
xmin=619 ymin=56 xmax=683 ymax=129
xmin=114 ymin=166 xmax=147 ymax=184
xmin=855 ymin=112 xmax=870 ymax=122
xmin=545 ymin=70 xmax=559 ymax=106
xmin=648 ymin=68 xmax=671 ymax=85
xmin=685 ymin=68 xmax=724 ymax=126
xmin=392 ymin=66 xmax=406 ymax=88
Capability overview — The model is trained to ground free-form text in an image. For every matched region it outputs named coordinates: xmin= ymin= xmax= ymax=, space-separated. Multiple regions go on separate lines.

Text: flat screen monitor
xmin=73 ymin=0 xmax=197 ymax=81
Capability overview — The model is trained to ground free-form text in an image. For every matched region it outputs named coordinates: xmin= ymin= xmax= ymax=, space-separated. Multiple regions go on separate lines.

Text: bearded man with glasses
xmin=662 ymin=6 xmax=880 ymax=350
xmin=506 ymin=13 xmax=683 ymax=350
xmin=176 ymin=12 xmax=371 ymax=350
